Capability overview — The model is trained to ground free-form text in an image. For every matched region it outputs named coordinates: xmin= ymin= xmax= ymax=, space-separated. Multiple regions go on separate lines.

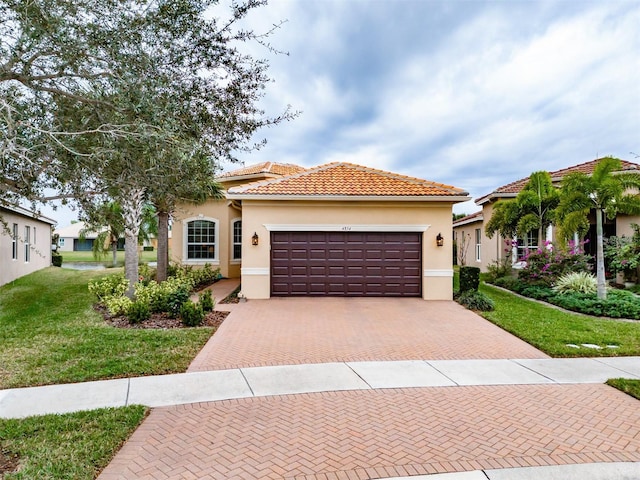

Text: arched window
xmin=232 ymin=219 xmax=242 ymax=261
xmin=185 ymin=219 xmax=218 ymax=260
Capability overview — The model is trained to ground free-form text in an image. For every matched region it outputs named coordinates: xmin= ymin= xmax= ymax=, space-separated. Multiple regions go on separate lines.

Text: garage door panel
xmin=271 ymin=232 xmax=421 ymax=297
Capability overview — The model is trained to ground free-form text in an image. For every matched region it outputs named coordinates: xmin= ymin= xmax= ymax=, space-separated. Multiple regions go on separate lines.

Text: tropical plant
xmin=556 ymin=157 xmax=640 ymax=298
xmin=553 ymin=272 xmax=597 ymax=295
xmin=485 ymin=171 xmax=560 ymax=245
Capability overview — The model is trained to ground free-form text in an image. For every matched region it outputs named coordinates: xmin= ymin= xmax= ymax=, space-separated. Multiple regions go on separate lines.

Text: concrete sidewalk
xmin=2 ymin=356 xmax=639 ymax=419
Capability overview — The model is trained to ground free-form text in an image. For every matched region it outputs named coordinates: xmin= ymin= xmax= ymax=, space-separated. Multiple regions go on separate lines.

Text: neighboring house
xmin=0 ymin=205 xmax=56 ymax=286
xmin=172 ymin=161 xmax=470 ymax=300
xmin=54 ymin=221 xmax=158 ymax=252
xmin=453 ymin=158 xmax=640 ymax=271
xmin=54 ymin=222 xmax=109 ymax=252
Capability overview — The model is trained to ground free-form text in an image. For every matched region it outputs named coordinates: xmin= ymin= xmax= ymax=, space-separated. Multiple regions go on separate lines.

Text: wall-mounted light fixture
xmin=436 ymin=233 xmax=444 ymax=247
xmin=252 ymin=232 xmax=259 ymax=246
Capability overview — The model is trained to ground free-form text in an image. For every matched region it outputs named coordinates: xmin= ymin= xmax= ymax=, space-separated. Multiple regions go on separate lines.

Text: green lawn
xmin=479 ymin=282 xmax=640 ymax=357
xmin=0 ymin=406 xmax=147 ymax=480
xmin=606 ymin=378 xmax=640 ymax=400
xmin=59 ymin=249 xmax=158 ymax=265
xmin=0 ymin=268 xmax=214 ymax=389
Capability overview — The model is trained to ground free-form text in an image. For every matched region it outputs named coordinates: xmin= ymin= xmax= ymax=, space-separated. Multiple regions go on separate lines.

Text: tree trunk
xmin=156 ymin=210 xmax=170 ymax=282
xmin=595 ymin=207 xmax=607 ymax=299
xmin=120 ymin=186 xmax=145 ymax=297
xmin=111 ymin=240 xmax=117 ymax=268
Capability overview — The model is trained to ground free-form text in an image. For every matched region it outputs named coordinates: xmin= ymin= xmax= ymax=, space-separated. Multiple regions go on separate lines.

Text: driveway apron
xmin=98 ymin=298 xmax=640 ymax=479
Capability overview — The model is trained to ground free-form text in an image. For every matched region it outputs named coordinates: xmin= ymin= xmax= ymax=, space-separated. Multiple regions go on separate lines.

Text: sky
xmin=46 ymin=0 xmax=640 ymax=226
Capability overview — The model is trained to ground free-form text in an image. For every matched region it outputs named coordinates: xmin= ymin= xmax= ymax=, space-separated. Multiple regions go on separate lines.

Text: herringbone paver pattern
xmin=98 ymin=384 xmax=640 ymax=479
xmin=188 ymin=298 xmax=547 ymax=372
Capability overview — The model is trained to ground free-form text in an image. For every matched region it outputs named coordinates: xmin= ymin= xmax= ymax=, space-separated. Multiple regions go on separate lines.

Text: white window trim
xmin=230 ymin=217 xmax=242 ymax=264
xmin=11 ymin=223 xmax=18 ymax=260
xmin=182 ymin=216 xmax=220 ymax=265
xmin=475 ymin=228 xmax=481 ymax=263
xmin=24 ymin=225 xmax=30 ymax=263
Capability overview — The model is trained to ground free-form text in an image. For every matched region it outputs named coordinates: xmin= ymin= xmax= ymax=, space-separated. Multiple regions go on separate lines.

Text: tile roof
xmin=453 ymin=210 xmax=483 ymax=227
xmin=478 ymin=158 xmax=639 ymax=203
xmin=218 ymin=162 xmax=306 ymax=179
xmin=228 ymin=162 xmax=468 ymax=198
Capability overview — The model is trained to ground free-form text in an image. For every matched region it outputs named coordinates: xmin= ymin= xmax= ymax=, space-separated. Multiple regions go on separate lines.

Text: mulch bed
xmin=95 ymin=304 xmax=228 ymax=329
xmin=0 ymin=449 xmax=19 ymax=476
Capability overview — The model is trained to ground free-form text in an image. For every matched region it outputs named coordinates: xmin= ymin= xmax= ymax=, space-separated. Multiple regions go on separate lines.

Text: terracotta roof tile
xmin=228 ymin=162 xmax=468 ymax=197
xmin=479 ymin=158 xmax=639 ymax=202
xmin=218 ymin=162 xmax=306 ymax=179
xmin=453 ymin=210 xmax=483 ymax=227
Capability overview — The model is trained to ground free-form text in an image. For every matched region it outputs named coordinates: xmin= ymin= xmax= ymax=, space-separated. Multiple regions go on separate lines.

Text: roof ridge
xmin=228 ymin=163 xmax=329 ymax=193
xmin=228 ymin=161 xmax=468 ymax=197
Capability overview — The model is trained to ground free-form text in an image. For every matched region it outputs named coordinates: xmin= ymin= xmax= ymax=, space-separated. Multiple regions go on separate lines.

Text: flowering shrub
xmin=518 ymin=241 xmax=592 ymax=286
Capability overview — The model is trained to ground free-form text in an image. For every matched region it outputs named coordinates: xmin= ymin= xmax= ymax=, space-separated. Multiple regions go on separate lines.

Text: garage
xmin=271 ymin=231 xmax=422 ymax=296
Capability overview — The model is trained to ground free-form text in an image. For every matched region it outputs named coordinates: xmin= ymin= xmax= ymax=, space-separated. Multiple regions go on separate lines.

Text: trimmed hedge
xmin=460 ymin=266 xmax=480 ymax=292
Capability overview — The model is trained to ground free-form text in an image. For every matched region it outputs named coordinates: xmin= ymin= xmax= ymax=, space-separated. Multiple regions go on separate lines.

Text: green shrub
xmin=459 ymin=266 xmax=480 ymax=292
xmin=180 ymin=300 xmax=204 ymax=327
xmin=456 ymin=290 xmax=495 ymax=311
xmin=166 ymin=287 xmax=190 ymax=318
xmin=88 ymin=274 xmax=129 ymax=301
xmin=171 ymin=263 xmax=220 ymax=289
xmin=103 ymin=296 xmax=133 ymax=316
xmin=127 ymin=301 xmax=150 ymax=324
xmin=138 ymin=264 xmax=156 ymax=285
xmin=553 ymin=272 xmax=597 ymax=295
xmin=199 ymin=290 xmax=215 ymax=312
xmin=492 ymin=276 xmax=520 ymax=290
xmin=485 ymin=255 xmax=513 ymax=283
xmin=52 ymin=252 xmax=63 ymax=267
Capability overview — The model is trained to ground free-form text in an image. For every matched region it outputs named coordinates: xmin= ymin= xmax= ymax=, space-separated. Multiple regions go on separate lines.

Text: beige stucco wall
xmin=239 ymin=200 xmax=456 ymax=300
xmin=0 ymin=210 xmax=52 ymax=286
xmin=617 ymin=214 xmax=640 ymax=237
xmin=453 ymin=204 xmax=508 ymax=272
xmin=172 ymin=197 xmax=242 ymax=278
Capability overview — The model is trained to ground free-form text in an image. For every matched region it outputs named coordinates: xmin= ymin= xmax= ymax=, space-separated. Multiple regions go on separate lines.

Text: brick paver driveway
xmin=98 ymin=298 xmax=640 ymax=479
xmin=189 ymin=298 xmax=547 ymax=372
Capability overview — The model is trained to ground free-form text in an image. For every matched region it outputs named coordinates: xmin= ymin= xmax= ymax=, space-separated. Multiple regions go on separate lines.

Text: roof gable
xmin=477 ymin=158 xmax=640 ymax=205
xmin=227 ymin=162 xmax=469 ymax=199
xmin=1 ymin=205 xmax=56 ymax=225
xmin=218 ymin=162 xmax=306 ymax=182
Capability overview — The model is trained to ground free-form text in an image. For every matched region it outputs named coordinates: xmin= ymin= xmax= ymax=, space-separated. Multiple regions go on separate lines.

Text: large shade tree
xmin=2 ymin=0 xmax=295 ymax=290
xmin=555 ymin=157 xmax=640 ymax=299
xmin=485 ymin=171 xmax=560 ymax=251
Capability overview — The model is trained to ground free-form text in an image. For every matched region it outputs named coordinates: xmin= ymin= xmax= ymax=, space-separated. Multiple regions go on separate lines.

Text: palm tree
xmin=556 ymin=157 xmax=640 ymax=299
xmin=485 ymin=171 xmax=559 ymax=255
xmin=84 ymin=201 xmax=158 ymax=268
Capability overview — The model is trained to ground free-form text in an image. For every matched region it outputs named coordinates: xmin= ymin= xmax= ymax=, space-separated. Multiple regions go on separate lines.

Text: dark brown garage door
xmin=271 ymin=232 xmax=422 ymax=296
